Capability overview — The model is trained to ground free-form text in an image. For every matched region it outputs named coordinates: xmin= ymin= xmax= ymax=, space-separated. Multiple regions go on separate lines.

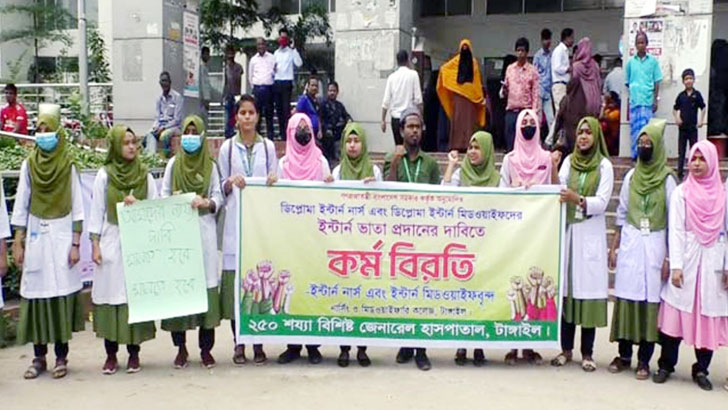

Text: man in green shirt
xmin=384 ymin=107 xmax=439 ymax=371
xmin=384 ymin=108 xmax=440 ymax=185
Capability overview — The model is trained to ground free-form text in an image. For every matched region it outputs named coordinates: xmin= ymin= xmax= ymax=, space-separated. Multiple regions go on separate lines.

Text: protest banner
xmin=117 ymin=193 xmax=207 ymax=323
xmin=236 ymin=181 xmax=566 ymax=349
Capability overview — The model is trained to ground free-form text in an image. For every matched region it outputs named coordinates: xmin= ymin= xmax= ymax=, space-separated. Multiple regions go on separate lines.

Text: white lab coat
xmin=0 ymin=183 xmax=11 ymax=308
xmin=613 ymin=170 xmax=676 ymax=303
xmin=161 ymin=157 xmax=223 ymax=289
xmin=660 ymin=185 xmax=728 ymax=317
xmin=10 ymin=160 xmax=85 ymax=299
xmin=332 ymin=165 xmax=383 ymax=182
xmin=559 ymin=156 xmax=614 ymax=299
xmin=218 ymin=137 xmax=278 ymax=271
xmin=88 ymin=168 xmax=158 ymax=305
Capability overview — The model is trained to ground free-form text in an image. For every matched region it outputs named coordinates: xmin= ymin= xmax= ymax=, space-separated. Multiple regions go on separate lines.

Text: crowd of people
xmin=0 ymin=27 xmax=725 ymax=394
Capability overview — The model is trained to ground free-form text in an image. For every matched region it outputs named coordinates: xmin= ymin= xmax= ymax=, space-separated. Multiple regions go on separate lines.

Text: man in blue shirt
xmin=145 ymin=71 xmax=183 ymax=155
xmin=533 ymin=28 xmax=553 ymax=136
xmin=295 ymin=76 xmax=322 ymax=139
xmin=625 ymin=31 xmax=662 ymax=159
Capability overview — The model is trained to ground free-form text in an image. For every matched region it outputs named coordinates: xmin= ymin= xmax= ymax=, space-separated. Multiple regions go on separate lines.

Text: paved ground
xmin=1 ymin=304 xmax=727 ymax=410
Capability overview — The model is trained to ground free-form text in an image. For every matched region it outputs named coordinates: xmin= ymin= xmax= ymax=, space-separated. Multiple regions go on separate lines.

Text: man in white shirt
xmin=249 ymin=37 xmax=276 ymax=138
xmin=381 ymin=50 xmax=423 ymax=146
xmin=551 ymin=28 xmax=574 ymax=116
xmin=273 ymin=28 xmax=303 ymax=140
xmin=603 ymin=57 xmax=624 ymax=96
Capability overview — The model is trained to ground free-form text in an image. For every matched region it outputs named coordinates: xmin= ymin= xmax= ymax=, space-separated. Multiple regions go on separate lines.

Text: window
xmin=487 ymin=0 xmax=523 ymax=14
xmin=278 ymin=0 xmax=300 ymax=14
xmin=603 ymin=0 xmax=625 ymax=7
xmin=276 ymin=0 xmax=337 ymax=14
xmin=525 ymin=0 xmax=560 ymax=12
xmin=563 ymin=0 xmax=602 ymax=10
xmin=421 ymin=0 xmax=471 ymax=16
xmin=302 ymin=0 xmax=328 ymax=11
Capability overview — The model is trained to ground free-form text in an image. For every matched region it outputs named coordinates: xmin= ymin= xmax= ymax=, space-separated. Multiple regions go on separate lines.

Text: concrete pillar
xmin=111 ymin=0 xmax=199 ymax=133
xmin=334 ymin=0 xmax=414 ymax=153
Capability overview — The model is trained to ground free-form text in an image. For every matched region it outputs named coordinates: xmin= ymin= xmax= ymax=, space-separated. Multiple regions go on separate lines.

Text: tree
xmin=0 ymin=2 xmax=74 ymax=83
xmin=87 ymin=24 xmax=110 ymax=83
xmin=199 ymin=0 xmax=331 ymax=55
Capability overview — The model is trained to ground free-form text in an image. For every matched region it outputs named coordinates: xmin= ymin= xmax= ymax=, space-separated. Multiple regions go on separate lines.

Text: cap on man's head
xmin=399 ymin=106 xmax=422 ymax=129
xmin=682 ymin=68 xmax=695 ymax=79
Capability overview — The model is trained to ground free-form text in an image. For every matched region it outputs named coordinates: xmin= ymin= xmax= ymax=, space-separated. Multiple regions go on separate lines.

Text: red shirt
xmin=1 ymin=102 xmax=28 ymax=134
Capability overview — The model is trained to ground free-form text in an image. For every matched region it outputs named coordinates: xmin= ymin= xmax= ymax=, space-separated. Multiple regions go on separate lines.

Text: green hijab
xmin=567 ymin=116 xmax=609 ymax=224
xmin=338 ymin=122 xmax=374 ymax=180
xmin=172 ymin=115 xmax=213 ymax=196
xmin=105 ymin=125 xmax=149 ymax=225
xmin=459 ymin=131 xmax=500 ymax=187
xmin=627 ymin=119 xmax=674 ymax=231
xmin=28 ymin=111 xmax=74 ymax=219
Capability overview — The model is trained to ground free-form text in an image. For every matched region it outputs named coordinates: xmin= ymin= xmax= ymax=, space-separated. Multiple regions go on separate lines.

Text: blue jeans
xmin=224 ymin=95 xmax=236 ymax=139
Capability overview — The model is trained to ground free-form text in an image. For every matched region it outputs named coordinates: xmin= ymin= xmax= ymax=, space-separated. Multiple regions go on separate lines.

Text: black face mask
xmin=295 ymin=128 xmax=311 ymax=146
xmin=638 ymin=146 xmax=653 ymax=162
xmin=522 ymin=126 xmax=537 ymax=140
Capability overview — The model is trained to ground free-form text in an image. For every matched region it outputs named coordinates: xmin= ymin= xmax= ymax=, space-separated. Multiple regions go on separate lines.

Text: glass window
xmin=447 ymin=0 xmax=472 ymax=15
xmin=278 ymin=0 xmax=300 ymax=14
xmin=603 ymin=0 xmax=625 ymax=8
xmin=487 ymin=0 xmax=523 ymax=14
xmin=525 ymin=0 xmax=561 ymax=12
xmin=330 ymin=0 xmax=336 ymax=12
xmin=421 ymin=0 xmax=447 ymax=16
xmin=302 ymin=0 xmax=328 ymax=11
xmin=563 ymin=0 xmax=601 ymax=10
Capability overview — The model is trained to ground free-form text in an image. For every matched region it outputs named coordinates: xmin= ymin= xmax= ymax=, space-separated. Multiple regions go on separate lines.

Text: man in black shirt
xmin=673 ymin=68 xmax=706 ymax=180
xmin=320 ymin=81 xmax=352 ymax=168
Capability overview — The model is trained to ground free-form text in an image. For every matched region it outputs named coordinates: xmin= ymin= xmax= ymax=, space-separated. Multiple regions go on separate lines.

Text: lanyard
xmin=238 ymin=144 xmax=255 ymax=177
xmin=402 ymin=157 xmax=422 ymax=183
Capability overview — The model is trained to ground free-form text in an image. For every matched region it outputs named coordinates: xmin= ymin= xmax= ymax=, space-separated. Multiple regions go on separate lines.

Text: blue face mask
xmin=181 ymin=134 xmax=202 ymax=153
xmin=35 ymin=132 xmax=58 ymax=152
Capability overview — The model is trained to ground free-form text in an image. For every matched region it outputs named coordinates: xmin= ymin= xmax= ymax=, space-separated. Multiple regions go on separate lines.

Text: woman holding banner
xmin=499 ymin=109 xmax=561 ymax=366
xmin=607 ymin=119 xmax=675 ymax=381
xmin=89 ymin=125 xmax=158 ymax=375
xmin=276 ymin=112 xmax=330 ymax=365
xmin=551 ymin=117 xmax=613 ymax=372
xmin=442 ymin=130 xmax=499 ymax=367
xmin=218 ymin=95 xmax=278 ymax=365
xmin=331 ymin=121 xmax=380 ymax=367
xmin=652 ymin=141 xmax=728 ymax=391
xmin=11 ymin=107 xmax=85 ymax=379
xmin=160 ymin=115 xmax=223 ymax=370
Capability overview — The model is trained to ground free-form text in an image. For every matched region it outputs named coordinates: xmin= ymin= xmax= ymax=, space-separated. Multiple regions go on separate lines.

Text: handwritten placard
xmin=117 ymin=193 xmax=207 ymax=323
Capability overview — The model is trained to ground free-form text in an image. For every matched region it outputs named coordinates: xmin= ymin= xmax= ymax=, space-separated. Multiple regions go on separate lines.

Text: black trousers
xmin=504 ymin=109 xmax=522 ymax=153
xmin=677 ymin=127 xmax=698 ymax=180
xmin=171 ymin=329 xmax=215 ymax=352
xmin=340 ymin=346 xmax=367 ymax=352
xmin=657 ymin=332 xmax=713 ymax=375
xmin=34 ymin=343 xmax=68 ymax=359
xmin=287 ymin=344 xmax=320 ymax=352
xmin=273 ymin=80 xmax=293 ymax=140
xmin=618 ymin=339 xmax=655 ymax=364
xmin=391 ymin=118 xmax=403 ymax=145
xmin=400 ymin=347 xmax=427 ymax=356
xmin=560 ymin=317 xmax=596 ymax=356
xmin=104 ymin=339 xmax=140 ymax=357
xmin=253 ymin=85 xmax=275 ymax=139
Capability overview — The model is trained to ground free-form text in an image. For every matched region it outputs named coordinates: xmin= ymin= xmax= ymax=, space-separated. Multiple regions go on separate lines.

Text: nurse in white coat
xmin=607 ymin=119 xmax=676 ymax=380
xmin=550 ymin=117 xmax=613 ymax=372
xmin=11 ymin=109 xmax=85 ymax=379
xmin=653 ymin=141 xmax=728 ymax=391
xmin=218 ymin=95 xmax=278 ymax=365
xmin=89 ymin=125 xmax=158 ymax=375
xmin=0 ymin=182 xmax=11 ymax=344
xmin=160 ymin=115 xmax=223 ymax=370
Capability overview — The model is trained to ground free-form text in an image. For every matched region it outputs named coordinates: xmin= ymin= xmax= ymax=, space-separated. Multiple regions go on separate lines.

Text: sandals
xmin=102 ymin=356 xmax=118 ymax=375
xmin=504 ymin=350 xmax=518 ymax=366
xmin=607 ymin=357 xmax=630 ymax=374
xmin=581 ymin=358 xmax=597 ymax=372
xmin=23 ymin=358 xmax=47 ymax=380
xmin=253 ymin=345 xmax=267 ymax=365
xmin=232 ymin=345 xmax=247 ymax=365
xmin=523 ymin=350 xmax=543 ymax=366
xmin=635 ymin=362 xmax=650 ymax=380
xmin=550 ymin=352 xmax=572 ymax=367
xmin=52 ymin=359 xmax=68 ymax=379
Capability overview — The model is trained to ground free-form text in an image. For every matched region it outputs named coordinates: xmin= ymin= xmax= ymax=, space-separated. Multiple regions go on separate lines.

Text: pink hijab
xmin=508 ymin=109 xmax=552 ymax=186
xmin=572 ymin=37 xmax=602 ymax=115
xmin=683 ymin=140 xmax=726 ymax=246
xmin=281 ymin=113 xmax=324 ymax=181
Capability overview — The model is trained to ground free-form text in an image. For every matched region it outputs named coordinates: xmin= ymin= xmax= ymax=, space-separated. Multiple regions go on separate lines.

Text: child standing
xmin=673 ymin=68 xmax=706 ymax=181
